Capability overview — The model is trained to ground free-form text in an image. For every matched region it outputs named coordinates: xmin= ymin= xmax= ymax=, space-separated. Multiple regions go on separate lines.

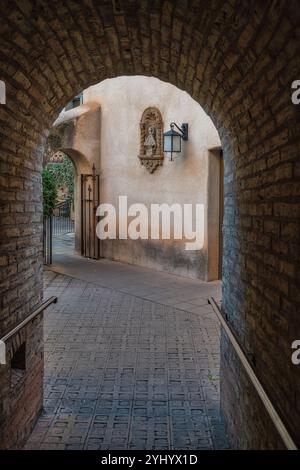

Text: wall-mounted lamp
xmin=163 ymin=122 xmax=188 ymax=161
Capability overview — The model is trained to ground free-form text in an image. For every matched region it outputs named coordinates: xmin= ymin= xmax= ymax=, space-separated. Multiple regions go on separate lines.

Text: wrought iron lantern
xmin=163 ymin=122 xmax=188 ymax=161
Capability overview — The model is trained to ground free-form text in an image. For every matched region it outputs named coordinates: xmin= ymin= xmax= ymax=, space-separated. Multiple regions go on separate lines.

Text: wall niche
xmin=138 ymin=107 xmax=164 ymax=173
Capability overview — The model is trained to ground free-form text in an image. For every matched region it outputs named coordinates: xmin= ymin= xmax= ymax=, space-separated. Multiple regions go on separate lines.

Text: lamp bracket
xmin=170 ymin=122 xmax=188 ymax=141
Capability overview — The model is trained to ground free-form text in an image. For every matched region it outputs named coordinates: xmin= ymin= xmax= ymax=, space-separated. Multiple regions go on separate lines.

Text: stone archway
xmin=0 ymin=0 xmax=300 ymax=449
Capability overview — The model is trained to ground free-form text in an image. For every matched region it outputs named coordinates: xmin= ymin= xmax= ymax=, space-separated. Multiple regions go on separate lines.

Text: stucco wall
xmin=53 ymin=104 xmax=101 ymax=252
xmin=82 ymin=76 xmax=221 ymax=279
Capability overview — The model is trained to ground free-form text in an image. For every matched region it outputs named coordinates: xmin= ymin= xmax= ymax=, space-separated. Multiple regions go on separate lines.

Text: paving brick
xmin=24 ymin=270 xmax=229 ymax=450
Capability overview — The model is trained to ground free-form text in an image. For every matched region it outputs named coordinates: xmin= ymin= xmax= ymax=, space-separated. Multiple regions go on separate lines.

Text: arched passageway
xmin=0 ymin=0 xmax=300 ymax=449
xmin=48 ymin=76 xmax=224 ymax=281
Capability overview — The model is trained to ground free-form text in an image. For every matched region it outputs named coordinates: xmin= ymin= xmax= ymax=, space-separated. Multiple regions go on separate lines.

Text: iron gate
xmin=81 ymin=165 xmax=100 ymax=259
xmin=43 ymin=216 xmax=52 ymax=265
xmin=43 ymin=201 xmax=74 ymax=265
xmin=52 ymin=201 xmax=74 ymax=237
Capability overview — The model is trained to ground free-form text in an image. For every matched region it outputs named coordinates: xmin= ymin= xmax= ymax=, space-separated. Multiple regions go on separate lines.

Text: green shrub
xmin=42 ymin=168 xmax=57 ymax=217
xmin=49 ymin=155 xmax=75 ymax=205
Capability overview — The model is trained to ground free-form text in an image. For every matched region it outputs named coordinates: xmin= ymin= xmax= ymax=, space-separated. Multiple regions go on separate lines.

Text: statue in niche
xmin=144 ymin=125 xmax=157 ymax=157
xmin=138 ymin=107 xmax=164 ymax=173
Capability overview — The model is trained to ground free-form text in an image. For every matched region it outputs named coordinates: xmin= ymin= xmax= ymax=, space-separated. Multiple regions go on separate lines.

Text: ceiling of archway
xmin=0 ymin=0 xmax=299 ymax=156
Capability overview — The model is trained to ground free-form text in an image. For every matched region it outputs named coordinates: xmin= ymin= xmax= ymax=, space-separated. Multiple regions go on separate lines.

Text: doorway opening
xmin=45 ymin=76 xmax=223 ymax=282
xmin=43 ymin=151 xmax=75 ymax=262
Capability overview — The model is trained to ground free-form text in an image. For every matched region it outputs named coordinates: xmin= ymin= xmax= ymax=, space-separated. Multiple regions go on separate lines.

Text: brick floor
xmin=51 ymin=233 xmax=223 ymax=308
xmin=24 ymin=269 xmax=229 ymax=450
xmin=52 ymin=232 xmax=75 ymax=255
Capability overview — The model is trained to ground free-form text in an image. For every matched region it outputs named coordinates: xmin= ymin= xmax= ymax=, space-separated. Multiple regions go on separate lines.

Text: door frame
xmin=206 ymin=147 xmax=224 ymax=281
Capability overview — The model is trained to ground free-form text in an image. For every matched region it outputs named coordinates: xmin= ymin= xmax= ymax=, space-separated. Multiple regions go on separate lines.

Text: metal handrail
xmin=208 ymin=296 xmax=297 ymax=451
xmin=0 ymin=296 xmax=57 ymax=365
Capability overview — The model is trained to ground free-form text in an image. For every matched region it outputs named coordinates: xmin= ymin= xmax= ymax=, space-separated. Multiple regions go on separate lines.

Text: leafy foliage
xmin=42 ymin=168 xmax=57 ymax=217
xmin=48 ymin=154 xmax=75 ymax=204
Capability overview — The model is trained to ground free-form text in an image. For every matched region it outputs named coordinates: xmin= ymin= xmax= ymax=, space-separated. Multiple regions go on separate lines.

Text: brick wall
xmin=0 ymin=0 xmax=299 ymax=448
xmin=0 ymin=317 xmax=44 ymax=449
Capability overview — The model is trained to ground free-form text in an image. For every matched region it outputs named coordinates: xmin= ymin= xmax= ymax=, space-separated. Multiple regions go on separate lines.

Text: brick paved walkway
xmin=25 ymin=269 xmax=229 ymax=450
xmin=52 ymin=232 xmax=75 ymax=255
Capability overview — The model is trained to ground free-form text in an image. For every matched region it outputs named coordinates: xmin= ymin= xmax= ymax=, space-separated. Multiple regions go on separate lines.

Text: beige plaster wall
xmin=60 ymin=76 xmax=221 ymax=279
xmin=55 ymin=103 xmax=101 ymax=173
xmin=53 ymin=104 xmax=101 ymax=252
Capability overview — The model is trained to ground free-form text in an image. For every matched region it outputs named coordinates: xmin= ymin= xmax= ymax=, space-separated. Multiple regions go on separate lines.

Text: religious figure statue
xmin=138 ymin=107 xmax=164 ymax=173
xmin=144 ymin=126 xmax=156 ymax=157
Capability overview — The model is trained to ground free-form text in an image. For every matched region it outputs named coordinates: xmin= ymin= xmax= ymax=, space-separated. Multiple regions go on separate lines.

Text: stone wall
xmin=0 ymin=0 xmax=299 ymax=449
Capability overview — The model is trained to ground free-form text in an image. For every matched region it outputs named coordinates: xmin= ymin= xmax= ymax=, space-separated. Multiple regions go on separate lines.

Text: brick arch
xmin=0 ymin=0 xmax=300 ymax=449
